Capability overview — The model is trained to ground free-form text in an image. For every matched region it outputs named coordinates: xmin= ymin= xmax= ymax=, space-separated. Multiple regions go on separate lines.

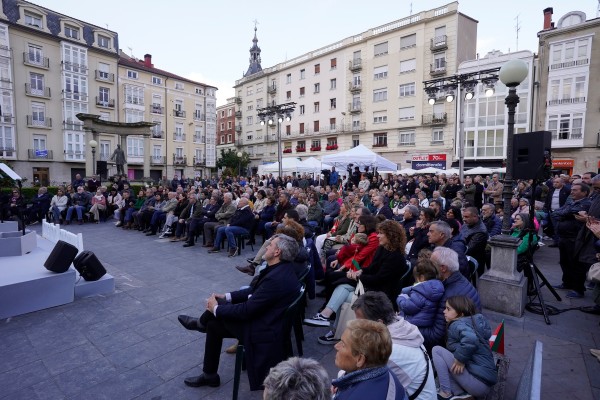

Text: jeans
xmin=325 ymin=284 xmax=354 ymax=315
xmin=432 ymin=346 xmax=491 ymax=397
xmin=52 ymin=206 xmax=65 ymax=222
xmin=66 ymin=205 xmax=85 ymax=221
xmin=150 ymin=210 xmax=165 ymax=227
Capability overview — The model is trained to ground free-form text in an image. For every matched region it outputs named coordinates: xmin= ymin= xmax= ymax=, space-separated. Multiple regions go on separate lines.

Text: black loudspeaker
xmin=44 ymin=240 xmax=79 ymax=273
xmin=512 ymin=131 xmax=552 ymax=180
xmin=73 ymin=250 xmax=107 ymax=281
xmin=97 ymin=161 xmax=108 ymax=177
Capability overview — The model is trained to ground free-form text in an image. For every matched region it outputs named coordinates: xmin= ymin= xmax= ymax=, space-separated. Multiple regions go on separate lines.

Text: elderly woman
xmin=50 ymin=188 xmax=69 ymax=224
xmin=331 ymin=319 xmax=407 ymax=399
xmin=88 ymin=189 xmax=107 ymax=223
xmin=315 ymin=201 xmax=353 ymax=257
xmin=263 ymin=357 xmax=330 ymax=400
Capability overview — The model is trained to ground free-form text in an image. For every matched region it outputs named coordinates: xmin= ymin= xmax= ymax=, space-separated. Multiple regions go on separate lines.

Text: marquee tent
xmin=322 ymin=145 xmax=397 ymax=171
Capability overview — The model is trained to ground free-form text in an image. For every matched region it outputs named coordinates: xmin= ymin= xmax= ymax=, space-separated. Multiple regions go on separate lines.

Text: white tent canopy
xmin=465 ymin=166 xmax=494 ymax=175
xmin=439 ymin=168 xmax=461 ymax=176
xmin=414 ymin=167 xmax=441 ymax=174
xmin=321 ymin=145 xmax=397 ymax=171
xmin=262 ymin=157 xmax=304 ymax=173
xmin=396 ymin=168 xmax=417 ymax=176
xmin=296 ymin=157 xmax=332 ymax=173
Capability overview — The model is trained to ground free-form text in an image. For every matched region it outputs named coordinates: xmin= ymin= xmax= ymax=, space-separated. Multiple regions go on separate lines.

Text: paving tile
xmin=41 ymin=342 xmax=104 ymax=376
xmin=7 ymin=378 xmax=66 ymax=400
xmin=0 ymin=360 xmax=51 ymax=399
xmin=87 ymin=328 xmax=146 ymax=356
xmin=52 ymin=357 xmax=119 ymax=397
xmin=145 ymin=339 xmax=203 ymax=381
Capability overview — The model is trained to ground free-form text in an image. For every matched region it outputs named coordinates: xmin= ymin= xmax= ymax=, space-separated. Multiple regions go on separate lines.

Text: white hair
xmin=433 ymin=247 xmax=459 ymax=273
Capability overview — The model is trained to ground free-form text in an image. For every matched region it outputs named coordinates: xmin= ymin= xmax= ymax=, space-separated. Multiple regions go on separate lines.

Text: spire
xmin=245 ymin=23 xmax=262 ymax=76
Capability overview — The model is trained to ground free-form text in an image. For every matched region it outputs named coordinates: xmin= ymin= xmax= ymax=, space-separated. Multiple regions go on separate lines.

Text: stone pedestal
xmin=479 ymin=235 xmax=527 ymax=317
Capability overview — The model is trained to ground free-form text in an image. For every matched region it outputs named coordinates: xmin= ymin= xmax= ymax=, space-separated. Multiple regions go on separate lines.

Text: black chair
xmin=467 ymin=256 xmax=479 ymax=288
xmin=232 ymin=344 xmax=246 ymax=400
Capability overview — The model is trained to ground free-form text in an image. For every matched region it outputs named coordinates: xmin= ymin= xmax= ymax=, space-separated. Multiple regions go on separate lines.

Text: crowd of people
xmin=2 ymin=167 xmax=600 ymax=399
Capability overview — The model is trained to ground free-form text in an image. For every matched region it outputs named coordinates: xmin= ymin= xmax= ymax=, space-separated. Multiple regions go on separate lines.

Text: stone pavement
xmin=0 ymin=221 xmax=598 ymax=399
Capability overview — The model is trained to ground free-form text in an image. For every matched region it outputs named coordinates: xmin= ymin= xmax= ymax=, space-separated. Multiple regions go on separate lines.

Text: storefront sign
xmin=552 ymin=159 xmax=574 ymax=168
xmin=412 ymin=161 xmax=446 ymax=170
xmin=411 ymin=154 xmax=447 ymax=162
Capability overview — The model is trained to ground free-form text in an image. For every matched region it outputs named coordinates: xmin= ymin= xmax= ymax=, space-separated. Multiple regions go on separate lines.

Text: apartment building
xmin=117 ymin=53 xmax=217 ymax=181
xmin=216 ymin=98 xmax=237 ymax=155
xmin=535 ymin=7 xmax=599 ymax=175
xmin=0 ymin=0 xmax=119 ymax=185
xmin=233 ymin=2 xmax=477 ymax=171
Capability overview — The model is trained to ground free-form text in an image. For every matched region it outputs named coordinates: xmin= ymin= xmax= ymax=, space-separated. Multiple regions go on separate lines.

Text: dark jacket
xmin=216 ymin=261 xmax=301 ymax=390
xmin=397 ymin=279 xmax=445 ymax=348
xmin=30 ymin=193 xmax=51 ymax=212
xmin=575 ymin=194 xmax=600 ymax=264
xmin=332 ymin=366 xmax=407 ymax=400
xmin=439 ymin=235 xmax=470 ymax=279
xmin=322 ymin=199 xmax=340 ymax=218
xmin=447 ymin=315 xmax=498 ymax=387
xmin=229 ymin=206 xmax=255 ymax=230
xmin=407 ymin=226 xmax=430 ymax=267
xmin=273 ymin=201 xmax=293 ymax=222
xmin=360 ymin=247 xmax=410 ymax=309
xmin=555 ymin=197 xmax=591 ymax=239
xmin=375 ymin=205 xmax=393 ymax=220
xmin=544 ymin=186 xmax=570 ymax=212
xmin=71 ymin=192 xmax=90 ymax=207
xmin=259 ymin=204 xmax=276 ymax=222
xmin=482 ymin=214 xmax=502 ymax=237
xmin=460 ymin=220 xmax=489 ymax=268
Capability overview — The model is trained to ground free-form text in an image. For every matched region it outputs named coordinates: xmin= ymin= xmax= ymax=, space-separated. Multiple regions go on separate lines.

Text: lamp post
xmin=89 ymin=139 xmax=98 ymax=176
xmin=236 ymin=151 xmax=243 ymax=177
xmin=498 ymin=59 xmax=529 ymax=235
xmin=257 ymin=102 xmax=296 ymax=178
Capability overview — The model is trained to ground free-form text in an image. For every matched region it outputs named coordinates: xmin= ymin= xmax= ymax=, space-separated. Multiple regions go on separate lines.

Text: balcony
xmin=348 ymin=82 xmax=362 ymax=92
xmin=348 ymin=102 xmax=362 ymax=113
xmin=267 ymin=84 xmax=277 ymax=94
xmin=23 ymin=52 xmax=49 ymax=69
xmin=235 ymin=125 xmax=242 ymax=133
xmin=95 ymin=97 xmax=115 ymax=108
xmin=26 ymin=115 xmax=52 ymax=128
xmin=235 ymin=111 xmax=242 ymax=118
xmin=95 ymin=70 xmax=115 ymax=82
xmin=0 ymin=147 xmax=15 ymax=156
xmin=310 ymin=146 xmax=321 ymax=152
xmin=0 ymin=114 xmax=13 ymax=124
xmin=99 ymin=153 xmax=112 ymax=162
xmin=296 ymin=147 xmax=306 ymax=153
xmin=430 ymin=35 xmax=448 ymax=51
xmin=28 ymin=149 xmax=53 ymax=160
xmin=550 ymin=58 xmax=589 ymax=71
xmin=193 ymin=134 xmax=204 ymax=143
xmin=350 ymin=122 xmax=366 ymax=132
xmin=173 ymin=154 xmax=187 ymax=165
xmin=283 ymin=148 xmax=292 ymax=154
xmin=421 ymin=112 xmax=447 ymax=125
xmin=193 ymin=156 xmax=205 ymax=167
xmin=430 ymin=64 xmax=446 ymax=76
xmin=25 ymin=83 xmax=51 ymax=98
xmin=63 ymin=89 xmax=88 ymax=101
xmin=174 ymin=133 xmax=186 ymax=141
xmin=235 ymin=138 xmax=243 ymax=147
xmin=193 ymin=111 xmax=205 ymax=121
xmin=349 ymin=58 xmax=362 ymax=71
xmin=64 ymin=120 xmax=84 ymax=131
xmin=151 ymin=130 xmax=164 ymax=139
xmin=151 ymin=105 xmax=164 ymax=114
xmin=234 ymin=97 xmax=242 ymax=105
xmin=150 ymin=155 xmax=166 ymax=165
xmin=173 ymin=110 xmax=186 ymax=118
xmin=326 ymin=144 xmax=338 ymax=151
xmin=547 ymin=97 xmax=586 ymax=106
xmin=62 ymin=61 xmax=87 ymax=74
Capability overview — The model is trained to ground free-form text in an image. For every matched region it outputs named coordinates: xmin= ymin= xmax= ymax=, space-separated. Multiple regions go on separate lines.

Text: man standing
xmin=545 ymin=177 xmax=571 ymax=247
xmin=484 ymin=174 xmax=503 ymax=206
xmin=460 ymin=207 xmax=489 ymax=275
xmin=178 ymin=234 xmax=301 ymax=391
xmin=481 ymin=203 xmax=502 ymax=237
xmin=329 ymin=166 xmax=339 ymax=189
xmin=110 ymin=144 xmax=126 ymax=176
xmin=72 ymin=174 xmax=85 ymax=190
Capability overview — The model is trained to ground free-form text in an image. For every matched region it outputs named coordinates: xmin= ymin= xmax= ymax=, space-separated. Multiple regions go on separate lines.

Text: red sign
xmin=552 ymin=159 xmax=574 ymax=168
xmin=411 ymin=153 xmax=447 ymax=162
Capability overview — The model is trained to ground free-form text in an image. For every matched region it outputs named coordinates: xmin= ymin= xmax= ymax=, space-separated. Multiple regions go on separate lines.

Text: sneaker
xmin=318 ymin=331 xmax=339 ymax=345
xmin=303 ymin=313 xmax=332 ymax=327
xmin=566 ymin=290 xmax=584 ymax=299
xmin=450 ymin=394 xmax=474 ymax=400
xmin=552 ymin=283 xmax=569 ymax=290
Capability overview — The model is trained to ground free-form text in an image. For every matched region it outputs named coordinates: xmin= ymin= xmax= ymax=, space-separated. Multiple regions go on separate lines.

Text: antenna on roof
xmin=515 ymin=14 xmax=521 ymax=51
xmin=410 ymin=2 xmax=413 ymax=15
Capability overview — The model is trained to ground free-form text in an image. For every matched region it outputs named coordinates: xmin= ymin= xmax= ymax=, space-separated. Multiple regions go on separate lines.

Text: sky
xmin=32 ymin=0 xmax=599 ymax=105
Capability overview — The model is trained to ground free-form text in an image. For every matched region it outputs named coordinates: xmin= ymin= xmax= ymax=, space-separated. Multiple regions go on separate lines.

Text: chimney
xmin=144 ymin=54 xmax=153 ymax=68
xmin=543 ymin=7 xmax=553 ymax=30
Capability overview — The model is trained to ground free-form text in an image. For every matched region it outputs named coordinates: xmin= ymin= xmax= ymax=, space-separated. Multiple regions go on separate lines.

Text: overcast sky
xmin=32 ymin=0 xmax=598 ymax=105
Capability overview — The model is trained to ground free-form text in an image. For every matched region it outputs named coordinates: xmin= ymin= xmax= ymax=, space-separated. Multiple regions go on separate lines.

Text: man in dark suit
xmin=177 ymin=234 xmax=301 ymax=391
xmin=372 ymin=194 xmax=393 ymax=219
xmin=545 ymin=177 xmax=571 ymax=246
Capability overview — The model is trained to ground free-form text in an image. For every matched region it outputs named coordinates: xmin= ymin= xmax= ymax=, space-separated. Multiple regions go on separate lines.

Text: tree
xmin=216 ymin=149 xmax=250 ymax=175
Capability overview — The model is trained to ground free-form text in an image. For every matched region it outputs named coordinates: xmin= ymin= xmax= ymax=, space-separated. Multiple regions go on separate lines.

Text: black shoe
xmin=580 ymin=306 xmax=600 ymax=315
xmin=246 ymin=258 xmax=259 ymax=266
xmin=236 ymin=264 xmax=255 ymax=276
xmin=183 ymin=242 xmax=194 ymax=247
xmin=184 ymin=374 xmax=220 ymax=388
xmin=177 ymin=315 xmax=206 ymax=333
xmin=145 ymin=231 xmax=156 ymax=236
xmin=548 ymin=243 xmax=558 ymax=248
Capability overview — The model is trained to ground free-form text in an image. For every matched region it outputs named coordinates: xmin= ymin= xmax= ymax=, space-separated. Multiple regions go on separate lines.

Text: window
xmin=466 ymin=129 xmax=505 ymax=157
xmin=400 ymin=33 xmax=416 ymax=49
xmin=330 ymin=78 xmax=337 ymax=90
xmin=314 ymin=102 xmax=320 ymax=113
xmin=64 ymin=73 xmax=88 ymax=100
xmin=373 ymin=66 xmax=388 ymax=80
xmin=314 ymin=83 xmax=320 ymax=93
xmin=174 ymin=99 xmax=184 ymax=117
xmin=299 ymin=123 xmax=305 ymax=134
xmin=313 ymin=121 xmax=320 ymax=132
xmin=127 ymin=137 xmax=144 ymax=157
xmin=399 ymin=106 xmax=415 ymax=120
xmin=432 ymin=129 xmax=444 ymax=143
xmin=433 ymin=26 xmax=446 ymax=46
xmin=63 ymin=44 xmax=87 ymax=73
xmin=547 ymin=113 xmax=584 ymax=141
xmin=127 ymin=70 xmax=138 ymax=79
xmin=247 ymin=116 xmax=253 ymax=125
xmin=330 ymin=58 xmax=337 ymax=69
xmin=300 ymin=69 xmax=306 ymax=79
xmin=299 ymin=105 xmax=305 ymax=115
xmin=551 ymin=37 xmax=591 ymax=67
xmin=352 ymin=74 xmax=361 ymax=86
xmin=64 ymin=25 xmax=79 ymax=39
xmin=98 ymin=62 xmax=110 ymax=79
xmin=297 ymin=140 xmax=306 ymax=149
xmin=373 ymin=111 xmax=387 ymax=124
xmin=286 ymin=73 xmax=292 ymax=84
xmin=195 ymin=87 xmax=203 ymax=95
xmin=220 ymin=122 xmax=225 ymax=131
xmin=399 ymin=130 xmax=415 ymax=145
xmin=125 ymin=109 xmax=143 ymax=123
xmin=373 ymin=133 xmax=387 ymax=147
xmin=373 ymin=88 xmax=388 ymax=102
xmin=227 ymin=134 xmax=232 ymax=143
xmin=175 ymin=123 xmax=184 ymax=140
xmin=29 ymin=72 xmax=45 ymax=95
xmin=152 ymin=76 xmax=162 ymax=85
xmin=25 ymin=12 xmax=42 ymax=28
xmin=352 ymin=135 xmax=360 ymax=148
xmin=314 ymin=64 xmax=320 ymax=74
xmin=352 ymin=116 xmax=361 ymax=131
xmin=100 ymin=141 xmax=111 ymax=159
xmin=64 ymin=132 xmax=85 ymax=160
xmin=548 ymin=75 xmax=587 ymax=104
xmin=257 ymin=82 xmax=264 ymax=93
xmin=286 ymin=90 xmax=291 ymax=100
xmin=124 ymin=85 xmax=144 ymax=105
xmin=256 ymin=99 xmax=263 ymax=108
xmin=152 ymin=95 xmax=163 ymax=114
xmin=400 ymin=58 xmax=416 ymax=73
xmin=97 ymin=35 xmax=110 ymax=49
xmin=286 ymin=125 xmax=291 ymax=135
xmin=399 ymin=82 xmax=415 ymax=97
xmin=175 ymin=82 xmax=184 ymax=90
xmin=98 ymin=87 xmax=110 ymax=104
xmin=64 ymin=100 xmax=87 ymax=129
xmin=299 ymin=87 xmax=305 ymax=97
xmin=31 ymin=102 xmax=46 ymax=125
xmin=374 ymin=42 xmax=388 ymax=56
xmin=433 ymin=53 xmax=446 ymax=71
xmin=27 ymin=45 xmax=44 ymax=66
xmin=329 ymin=118 xmax=336 ymax=131
xmin=330 ymin=98 xmax=336 ymax=109
xmin=152 ymin=121 xmax=162 ymax=138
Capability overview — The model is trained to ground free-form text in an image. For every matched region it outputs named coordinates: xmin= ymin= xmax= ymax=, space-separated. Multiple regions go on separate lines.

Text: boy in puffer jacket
xmin=397 ymin=258 xmax=445 ymax=349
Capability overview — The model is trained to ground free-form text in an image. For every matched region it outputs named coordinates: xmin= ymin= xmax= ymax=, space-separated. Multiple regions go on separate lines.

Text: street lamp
xmin=236 ymin=151 xmax=243 ymax=177
xmin=257 ymin=102 xmax=296 ymax=178
xmin=499 ymin=59 xmax=529 ymax=235
xmin=89 ymin=139 xmax=98 ymax=176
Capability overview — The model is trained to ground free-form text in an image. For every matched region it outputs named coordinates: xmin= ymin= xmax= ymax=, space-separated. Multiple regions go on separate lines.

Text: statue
xmin=111 ymin=144 xmax=126 ymax=175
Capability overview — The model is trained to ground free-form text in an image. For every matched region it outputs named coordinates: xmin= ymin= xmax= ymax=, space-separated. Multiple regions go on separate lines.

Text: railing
xmin=62 ymin=61 xmax=88 ymax=73
xmin=348 ymin=82 xmax=362 ymax=92
xmin=235 ymin=111 xmax=242 ymax=118
xmin=25 ymin=83 xmax=51 ymax=98
xmin=174 ymin=133 xmax=186 ymax=141
xmin=193 ymin=111 xmax=205 ymax=120
xmin=349 ymin=58 xmax=362 ymax=71
xmin=547 ymin=97 xmax=586 ymax=106
xmin=151 ymin=105 xmax=164 ymax=114
xmin=235 ymin=125 xmax=242 ymax=132
xmin=173 ymin=110 xmax=186 ymax=118
xmin=430 ymin=64 xmax=446 ymax=76
xmin=42 ymin=220 xmax=84 ymax=253
xmin=151 ymin=130 xmax=164 ymax=139
xmin=63 ymin=90 xmax=88 ymax=101
xmin=27 ymin=115 xmax=52 ymax=128
xmin=267 ymin=84 xmax=277 ymax=94
xmin=234 ymin=97 xmax=242 ymax=104
xmin=64 ymin=120 xmax=84 ymax=131
xmin=0 ymin=114 xmax=13 ymax=124
xmin=125 ymin=98 xmax=144 ymax=106
xmin=422 ymin=112 xmax=447 ymax=125
xmin=552 ymin=131 xmax=583 ymax=141
xmin=23 ymin=52 xmax=49 ymax=68
xmin=95 ymin=70 xmax=115 ymax=82
xmin=173 ymin=155 xmax=187 ymax=165
xmin=150 ymin=155 xmax=166 ymax=165
xmin=28 ymin=149 xmax=53 ymax=159
xmin=193 ymin=135 xmax=204 ymax=143
xmin=550 ymin=58 xmax=589 ymax=70
xmin=348 ymin=102 xmax=362 ymax=113
xmin=193 ymin=156 xmax=205 ymax=166
xmin=95 ymin=97 xmax=115 ymax=108
xmin=430 ymin=35 xmax=448 ymax=51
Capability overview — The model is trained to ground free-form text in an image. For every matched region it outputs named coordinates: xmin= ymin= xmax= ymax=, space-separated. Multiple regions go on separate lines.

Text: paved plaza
xmin=1 ymin=221 xmax=599 ymax=399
